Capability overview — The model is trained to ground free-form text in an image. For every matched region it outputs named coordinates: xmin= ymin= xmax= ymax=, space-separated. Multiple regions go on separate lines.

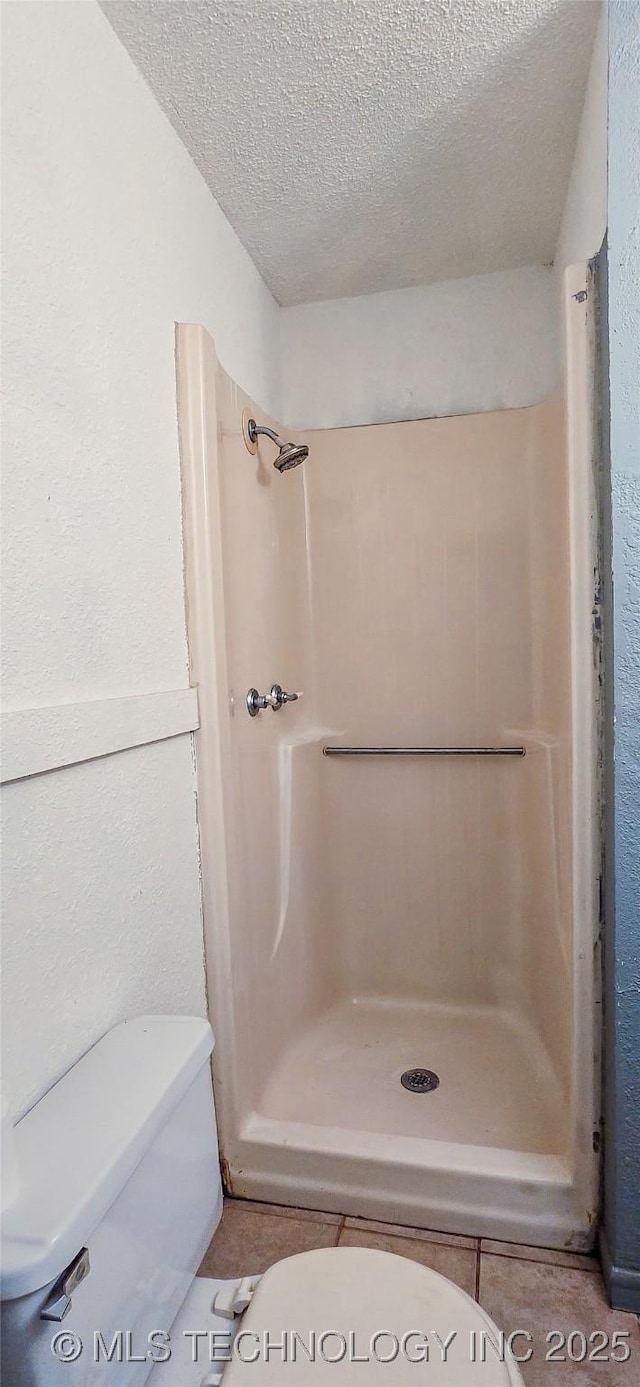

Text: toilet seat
xmin=219 ymin=1246 xmax=524 ymax=1384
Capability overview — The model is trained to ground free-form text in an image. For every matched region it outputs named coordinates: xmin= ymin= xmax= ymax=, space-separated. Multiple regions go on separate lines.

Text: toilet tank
xmin=1 ymin=1016 xmax=223 ymax=1387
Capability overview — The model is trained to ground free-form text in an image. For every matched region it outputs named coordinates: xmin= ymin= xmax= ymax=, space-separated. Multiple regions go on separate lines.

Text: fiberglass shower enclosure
xmin=177 ymin=260 xmax=601 ymax=1250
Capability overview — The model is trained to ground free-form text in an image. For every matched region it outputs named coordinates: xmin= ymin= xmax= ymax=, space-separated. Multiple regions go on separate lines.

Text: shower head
xmin=273 ymin=440 xmax=309 ymax=472
xmin=243 ymin=415 xmax=309 ymax=472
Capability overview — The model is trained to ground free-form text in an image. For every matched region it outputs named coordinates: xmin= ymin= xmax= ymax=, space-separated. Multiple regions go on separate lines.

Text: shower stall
xmin=177 ymin=260 xmax=601 ymax=1250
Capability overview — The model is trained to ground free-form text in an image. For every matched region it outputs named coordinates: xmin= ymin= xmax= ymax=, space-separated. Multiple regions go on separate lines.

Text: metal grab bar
xmin=323 ymin=745 xmax=526 ymax=757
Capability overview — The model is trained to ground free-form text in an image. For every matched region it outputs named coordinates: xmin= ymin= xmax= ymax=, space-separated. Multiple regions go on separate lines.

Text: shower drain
xmin=400 ymin=1068 xmax=440 ymax=1093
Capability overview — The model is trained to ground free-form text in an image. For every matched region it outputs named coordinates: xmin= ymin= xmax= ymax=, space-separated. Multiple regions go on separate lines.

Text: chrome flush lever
xmin=246 ymin=685 xmax=301 ymax=716
xmin=40 ymin=1247 xmax=90 ymax=1321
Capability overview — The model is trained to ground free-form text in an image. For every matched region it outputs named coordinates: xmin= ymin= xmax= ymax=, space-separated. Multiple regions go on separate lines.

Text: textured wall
xmin=554 ymin=4 xmax=608 ymax=271
xmin=603 ymin=0 xmax=640 ymax=1305
xmin=3 ymin=0 xmax=280 ymax=710
xmin=1 ymin=742 xmax=206 ymax=1117
xmin=283 ymin=268 xmax=560 ymax=430
xmin=1 ymin=1 xmax=279 ymax=1115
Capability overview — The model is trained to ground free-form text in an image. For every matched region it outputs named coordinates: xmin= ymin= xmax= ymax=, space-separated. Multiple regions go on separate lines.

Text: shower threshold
xmin=229 ymin=998 xmax=589 ymax=1251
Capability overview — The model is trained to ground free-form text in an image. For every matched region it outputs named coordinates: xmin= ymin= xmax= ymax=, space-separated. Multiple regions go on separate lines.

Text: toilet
xmin=1 ymin=1017 xmax=524 ymax=1385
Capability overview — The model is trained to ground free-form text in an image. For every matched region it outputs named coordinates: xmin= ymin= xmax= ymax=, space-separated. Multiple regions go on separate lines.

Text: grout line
xmin=480 ymin=1242 xmax=600 ymax=1272
xmin=342 ymin=1216 xmax=478 ymax=1251
xmin=228 ymin=1196 xmax=343 ymax=1228
xmin=475 ymin=1246 xmax=481 ymax=1302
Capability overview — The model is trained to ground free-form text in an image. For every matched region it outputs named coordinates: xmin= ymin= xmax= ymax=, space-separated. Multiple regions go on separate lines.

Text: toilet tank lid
xmin=0 ymin=1015 xmax=214 ymax=1300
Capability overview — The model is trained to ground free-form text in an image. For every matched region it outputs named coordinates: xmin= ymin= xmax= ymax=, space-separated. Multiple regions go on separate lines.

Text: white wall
xmin=3 ymin=0 xmax=281 ymax=712
xmin=555 ymin=3 xmax=608 ymax=272
xmin=1 ymin=0 xmax=280 ymax=1116
xmin=282 ymin=267 xmax=560 ymax=431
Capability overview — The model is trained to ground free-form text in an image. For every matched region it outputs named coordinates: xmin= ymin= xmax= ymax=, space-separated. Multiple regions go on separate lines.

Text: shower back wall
xmin=305 ymin=401 xmax=572 ymax=1092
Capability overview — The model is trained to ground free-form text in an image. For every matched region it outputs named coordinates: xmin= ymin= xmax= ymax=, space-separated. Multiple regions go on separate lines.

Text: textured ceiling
xmin=102 ymin=0 xmax=600 ymax=305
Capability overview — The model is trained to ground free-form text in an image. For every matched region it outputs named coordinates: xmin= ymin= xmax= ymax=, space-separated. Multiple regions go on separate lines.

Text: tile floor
xmin=199 ymin=1198 xmax=640 ymax=1385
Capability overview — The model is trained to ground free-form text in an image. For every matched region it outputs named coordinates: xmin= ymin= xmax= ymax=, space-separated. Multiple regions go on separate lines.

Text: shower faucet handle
xmin=246 ymin=686 xmax=301 ymax=716
xmin=270 ymin=684 xmax=300 ymax=710
xmin=246 ymin=688 xmax=269 ymax=716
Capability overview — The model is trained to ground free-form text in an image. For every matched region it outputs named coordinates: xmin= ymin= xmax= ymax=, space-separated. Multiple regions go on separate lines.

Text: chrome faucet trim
xmin=246 ymin=685 xmax=300 ymax=717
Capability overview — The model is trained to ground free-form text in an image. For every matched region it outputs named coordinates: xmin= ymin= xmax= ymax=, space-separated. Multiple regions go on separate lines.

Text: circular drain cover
xmin=400 ymin=1068 xmax=440 ymax=1093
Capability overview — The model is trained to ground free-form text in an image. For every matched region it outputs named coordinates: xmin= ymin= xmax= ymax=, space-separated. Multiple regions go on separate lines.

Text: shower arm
xmin=247 ymin=421 xmax=281 ymax=447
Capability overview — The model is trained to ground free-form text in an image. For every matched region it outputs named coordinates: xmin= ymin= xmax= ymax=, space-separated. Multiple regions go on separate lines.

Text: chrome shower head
xmin=273 ymin=440 xmax=309 ymax=472
xmin=243 ymin=416 xmax=308 ymax=472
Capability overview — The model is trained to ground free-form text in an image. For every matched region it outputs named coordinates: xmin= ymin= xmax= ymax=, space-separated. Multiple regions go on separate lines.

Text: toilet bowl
xmin=0 ymin=1017 xmax=524 ymax=1386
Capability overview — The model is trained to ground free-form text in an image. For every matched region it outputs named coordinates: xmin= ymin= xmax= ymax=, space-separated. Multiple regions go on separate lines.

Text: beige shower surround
xmin=177 ymin=262 xmax=600 ymax=1248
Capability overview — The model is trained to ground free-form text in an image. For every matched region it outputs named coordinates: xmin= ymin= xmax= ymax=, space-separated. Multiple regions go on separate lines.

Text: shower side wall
xmin=516 ymin=398 xmax=574 ymax=1102
xmin=177 ymin=325 xmax=334 ymax=1164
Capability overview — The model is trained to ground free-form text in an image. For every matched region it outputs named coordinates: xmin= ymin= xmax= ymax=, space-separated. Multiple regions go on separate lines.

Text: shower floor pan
xmin=232 ymin=998 xmax=587 ymax=1251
